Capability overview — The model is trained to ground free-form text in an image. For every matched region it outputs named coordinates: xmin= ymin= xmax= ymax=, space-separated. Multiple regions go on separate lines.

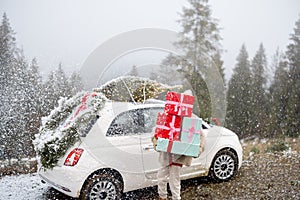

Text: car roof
xmin=98 ymin=101 xmax=165 ymax=117
xmin=99 ymin=100 xmax=211 ymax=129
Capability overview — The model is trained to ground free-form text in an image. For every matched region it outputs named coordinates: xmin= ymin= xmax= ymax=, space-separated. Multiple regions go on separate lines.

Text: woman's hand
xmin=151 ymin=136 xmax=158 ymax=150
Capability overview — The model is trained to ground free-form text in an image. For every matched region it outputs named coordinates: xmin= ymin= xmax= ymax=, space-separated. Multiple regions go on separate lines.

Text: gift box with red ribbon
xmin=154 ymin=91 xmax=203 ymax=157
xmin=154 ymin=112 xmax=181 ymax=140
xmin=156 ymin=138 xmax=200 ymax=157
xmin=156 ymin=118 xmax=202 ymax=157
xmin=164 ymin=91 xmax=194 ymax=117
xmin=169 ymin=140 xmax=200 ymax=157
xmin=180 ymin=117 xmax=202 ymax=144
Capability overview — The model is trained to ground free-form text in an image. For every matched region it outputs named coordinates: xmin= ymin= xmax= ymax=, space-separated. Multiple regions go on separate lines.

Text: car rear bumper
xmin=39 ymin=166 xmax=84 ymax=198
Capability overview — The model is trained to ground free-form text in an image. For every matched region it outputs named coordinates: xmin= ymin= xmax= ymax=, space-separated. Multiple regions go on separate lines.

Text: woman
xmin=152 ymin=135 xmax=204 ymax=200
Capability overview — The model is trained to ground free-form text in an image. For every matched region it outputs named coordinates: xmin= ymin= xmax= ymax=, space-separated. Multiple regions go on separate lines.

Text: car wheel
xmin=80 ymin=173 xmax=122 ymax=200
xmin=209 ymin=148 xmax=238 ymax=182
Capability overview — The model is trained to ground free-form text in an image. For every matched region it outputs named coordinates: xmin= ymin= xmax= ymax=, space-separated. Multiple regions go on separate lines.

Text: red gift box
xmin=154 ymin=112 xmax=181 ymax=140
xmin=164 ymin=91 xmax=194 ymax=117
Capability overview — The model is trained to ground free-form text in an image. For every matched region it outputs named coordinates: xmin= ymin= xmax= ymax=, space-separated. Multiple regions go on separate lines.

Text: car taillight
xmin=64 ymin=148 xmax=84 ymax=166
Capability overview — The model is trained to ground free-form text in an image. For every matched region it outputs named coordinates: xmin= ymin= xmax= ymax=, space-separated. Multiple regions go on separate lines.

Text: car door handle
xmin=143 ymin=145 xmax=154 ymax=150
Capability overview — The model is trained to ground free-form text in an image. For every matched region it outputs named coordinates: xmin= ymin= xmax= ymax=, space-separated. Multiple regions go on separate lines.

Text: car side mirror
xmin=211 ymin=117 xmax=220 ymax=126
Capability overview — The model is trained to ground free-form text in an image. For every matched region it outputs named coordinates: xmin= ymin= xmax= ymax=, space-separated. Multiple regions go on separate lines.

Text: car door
xmin=104 ymin=109 xmax=146 ymax=175
xmin=181 ymin=121 xmax=209 ymax=175
xmin=139 ymin=107 xmax=163 ymax=180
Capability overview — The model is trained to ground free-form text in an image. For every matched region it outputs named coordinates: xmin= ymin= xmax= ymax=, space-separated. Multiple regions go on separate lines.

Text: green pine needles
xmin=97 ymin=76 xmax=180 ymax=103
xmin=34 ymin=92 xmax=106 ymax=169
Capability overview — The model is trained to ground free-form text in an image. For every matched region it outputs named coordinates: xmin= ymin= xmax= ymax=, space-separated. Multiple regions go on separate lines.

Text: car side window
xmin=143 ymin=107 xmax=163 ymax=133
xmin=106 ymin=107 xmax=163 ymax=137
xmin=106 ymin=109 xmax=143 ymax=136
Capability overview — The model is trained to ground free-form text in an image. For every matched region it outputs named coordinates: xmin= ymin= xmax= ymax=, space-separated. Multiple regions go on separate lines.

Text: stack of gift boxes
xmin=154 ymin=91 xmax=202 ymax=157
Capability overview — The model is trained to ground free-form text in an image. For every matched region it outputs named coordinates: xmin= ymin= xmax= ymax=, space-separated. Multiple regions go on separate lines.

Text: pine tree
xmin=212 ymin=51 xmax=225 ymax=82
xmin=0 ymin=13 xmax=16 ymax=88
xmin=149 ymin=69 xmax=158 ymax=81
xmin=176 ymin=0 xmax=221 ymax=64
xmin=69 ymin=71 xmax=83 ymax=96
xmin=128 ymin=65 xmax=138 ymax=76
xmin=226 ymin=45 xmax=252 ymax=138
xmin=0 ymin=13 xmax=28 ymax=160
xmin=41 ymin=64 xmax=74 ymax=115
xmin=269 ymin=56 xmax=289 ymax=136
xmin=250 ymin=43 xmax=268 ymax=137
xmin=209 ymin=51 xmax=226 ymax=122
xmin=54 ymin=63 xmax=71 ymax=98
xmin=41 ymin=65 xmax=85 ymax=117
xmin=0 ymin=13 xmax=17 ymax=141
xmin=155 ymin=61 xmax=182 ymax=85
xmin=26 ymin=58 xmax=43 ymax=137
xmin=162 ymin=0 xmax=224 ymax=119
xmin=41 ymin=71 xmax=56 ymax=116
xmin=13 ymin=52 xmax=36 ymax=158
xmin=285 ymin=16 xmax=300 ymax=137
xmin=267 ymin=48 xmax=281 ymax=87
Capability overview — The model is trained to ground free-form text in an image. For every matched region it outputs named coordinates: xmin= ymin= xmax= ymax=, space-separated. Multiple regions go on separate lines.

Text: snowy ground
xmin=1 ymin=153 xmax=299 ymax=200
xmin=0 ymin=173 xmax=47 ymax=200
xmin=0 ymin=138 xmax=299 ymax=200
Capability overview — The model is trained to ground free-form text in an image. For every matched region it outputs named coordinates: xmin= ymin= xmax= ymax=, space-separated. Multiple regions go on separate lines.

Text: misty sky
xmin=0 ymin=0 xmax=299 ymax=81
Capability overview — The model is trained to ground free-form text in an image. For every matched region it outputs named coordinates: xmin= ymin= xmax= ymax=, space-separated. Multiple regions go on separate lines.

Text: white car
xmin=39 ymin=101 xmax=243 ymax=199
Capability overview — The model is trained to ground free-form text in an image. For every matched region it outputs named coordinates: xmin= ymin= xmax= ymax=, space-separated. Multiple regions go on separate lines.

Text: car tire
xmin=209 ymin=148 xmax=238 ymax=182
xmin=80 ymin=173 xmax=122 ymax=200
